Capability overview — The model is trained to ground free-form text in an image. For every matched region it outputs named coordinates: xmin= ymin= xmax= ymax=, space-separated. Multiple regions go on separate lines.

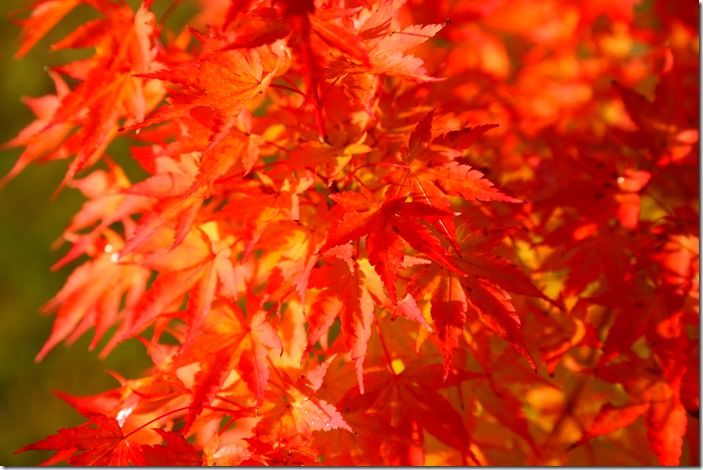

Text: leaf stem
xmin=123 ymin=406 xmax=189 ymax=439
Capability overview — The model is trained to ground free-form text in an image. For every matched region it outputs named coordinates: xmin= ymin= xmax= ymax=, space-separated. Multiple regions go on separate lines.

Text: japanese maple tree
xmin=4 ymin=0 xmax=699 ymax=466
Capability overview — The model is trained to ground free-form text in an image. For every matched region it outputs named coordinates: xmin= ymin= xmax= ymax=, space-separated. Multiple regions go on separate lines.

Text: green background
xmin=0 ymin=1 xmax=198 ymax=465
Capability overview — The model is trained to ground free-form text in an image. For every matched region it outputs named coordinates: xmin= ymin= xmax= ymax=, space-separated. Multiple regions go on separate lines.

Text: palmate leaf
xmin=238 ymin=310 xmax=283 ymax=405
xmin=308 ymin=246 xmax=379 ymax=393
xmin=141 ymin=35 xmax=282 ymax=120
xmin=336 ymin=367 xmax=479 ymax=465
xmin=362 ymin=21 xmax=445 ymax=81
xmin=6 ymin=1 xmax=162 ymax=189
xmin=463 ymin=276 xmax=537 ymax=371
xmin=0 ymin=72 xmax=71 ymax=186
xmin=254 ymin=361 xmax=352 ymax=441
xmin=17 ymin=414 xmax=145 ymax=466
xmin=431 ymin=275 xmax=468 ymax=378
xmin=36 ymin=234 xmax=151 ymax=361
xmin=403 ymin=112 xmax=520 ymax=203
xmin=185 ymin=348 xmax=232 ymax=431
xmin=324 ymin=193 xmax=462 ymax=304
xmin=392 ymin=112 xmax=519 ymax=254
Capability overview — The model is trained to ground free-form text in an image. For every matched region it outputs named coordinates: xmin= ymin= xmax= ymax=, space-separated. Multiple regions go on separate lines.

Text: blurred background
xmin=0 ymin=1 xmax=160 ymax=465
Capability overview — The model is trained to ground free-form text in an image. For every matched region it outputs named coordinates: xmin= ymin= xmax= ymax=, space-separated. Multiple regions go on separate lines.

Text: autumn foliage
xmin=4 ymin=0 xmax=699 ymax=466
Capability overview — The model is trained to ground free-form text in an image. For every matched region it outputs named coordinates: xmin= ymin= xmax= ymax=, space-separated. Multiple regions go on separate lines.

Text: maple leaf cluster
xmin=4 ymin=0 xmax=699 ymax=466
